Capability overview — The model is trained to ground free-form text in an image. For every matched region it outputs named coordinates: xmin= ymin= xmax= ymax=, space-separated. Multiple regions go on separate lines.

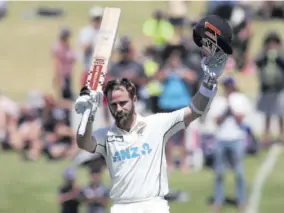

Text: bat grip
xmin=78 ymin=108 xmax=91 ymax=136
xmin=78 ymin=102 xmax=99 ymax=136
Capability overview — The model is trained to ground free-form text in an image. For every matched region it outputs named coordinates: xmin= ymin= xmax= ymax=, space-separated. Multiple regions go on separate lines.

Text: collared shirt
xmin=92 ymin=109 xmax=185 ymax=203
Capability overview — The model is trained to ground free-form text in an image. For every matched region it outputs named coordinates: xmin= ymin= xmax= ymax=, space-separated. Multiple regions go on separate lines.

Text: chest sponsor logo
xmin=113 ymin=143 xmax=152 ymax=162
xmin=107 ymin=135 xmax=124 ymax=142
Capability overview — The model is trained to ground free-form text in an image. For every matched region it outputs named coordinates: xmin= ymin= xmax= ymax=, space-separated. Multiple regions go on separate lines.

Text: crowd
xmin=1 ymin=1 xmax=284 ymax=213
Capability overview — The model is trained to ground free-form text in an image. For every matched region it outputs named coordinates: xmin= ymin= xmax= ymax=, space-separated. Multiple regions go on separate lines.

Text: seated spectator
xmin=42 ymin=95 xmax=78 ymax=160
xmin=0 ymin=92 xmax=20 ymax=150
xmin=79 ymin=167 xmax=110 ymax=213
xmin=255 ymin=32 xmax=284 ymax=145
xmin=10 ymin=90 xmax=43 ymax=161
xmin=156 ymin=51 xmax=197 ymax=173
xmin=57 ymin=168 xmax=80 ymax=213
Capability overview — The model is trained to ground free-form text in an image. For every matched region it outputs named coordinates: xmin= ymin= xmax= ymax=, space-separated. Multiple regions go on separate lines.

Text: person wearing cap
xmin=255 ymin=31 xmax=284 ymax=145
xmin=52 ymin=26 xmax=76 ymax=101
xmin=79 ymin=167 xmax=110 ymax=213
xmin=206 ymin=75 xmax=252 ymax=213
xmin=79 ymin=6 xmax=103 ymax=87
xmin=108 ymin=36 xmax=148 ymax=103
xmin=75 ymin=15 xmax=233 ymax=213
xmin=57 ymin=167 xmax=80 ymax=213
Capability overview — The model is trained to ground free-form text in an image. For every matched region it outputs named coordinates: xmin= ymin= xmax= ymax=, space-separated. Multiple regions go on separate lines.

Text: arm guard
xmin=190 ymin=82 xmax=218 ymax=115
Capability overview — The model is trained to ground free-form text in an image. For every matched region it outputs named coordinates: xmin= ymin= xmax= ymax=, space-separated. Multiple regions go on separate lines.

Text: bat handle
xmin=78 ymin=108 xmax=91 ymax=136
xmin=78 ymin=103 xmax=98 ymax=136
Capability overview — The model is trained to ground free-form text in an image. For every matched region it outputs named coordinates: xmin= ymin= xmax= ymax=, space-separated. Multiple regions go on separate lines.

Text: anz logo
xmin=113 ymin=143 xmax=152 ymax=162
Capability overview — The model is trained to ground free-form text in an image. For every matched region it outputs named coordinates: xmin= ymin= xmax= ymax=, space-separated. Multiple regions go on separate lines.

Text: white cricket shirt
xmin=92 ymin=109 xmax=185 ymax=204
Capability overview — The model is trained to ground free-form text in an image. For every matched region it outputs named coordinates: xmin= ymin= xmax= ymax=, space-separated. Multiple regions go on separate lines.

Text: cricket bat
xmin=78 ymin=7 xmax=121 ymax=136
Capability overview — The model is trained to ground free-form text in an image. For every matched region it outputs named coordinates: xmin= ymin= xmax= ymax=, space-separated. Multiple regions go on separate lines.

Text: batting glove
xmin=201 ymin=54 xmax=228 ymax=88
xmin=75 ymin=86 xmax=104 ymax=115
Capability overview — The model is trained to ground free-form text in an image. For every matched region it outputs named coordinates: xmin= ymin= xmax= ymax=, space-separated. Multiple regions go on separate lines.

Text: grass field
xmin=1 ymin=1 xmax=284 ymax=213
xmin=1 ymin=148 xmax=283 ymax=213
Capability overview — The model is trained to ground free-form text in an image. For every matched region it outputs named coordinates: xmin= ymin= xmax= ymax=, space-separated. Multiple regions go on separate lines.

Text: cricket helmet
xmin=193 ymin=15 xmax=233 ymax=56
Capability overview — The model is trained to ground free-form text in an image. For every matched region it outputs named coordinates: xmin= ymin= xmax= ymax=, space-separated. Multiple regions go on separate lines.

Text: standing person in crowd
xmin=109 ymin=38 xmax=148 ymax=102
xmin=142 ymin=10 xmax=174 ymax=54
xmin=156 ymin=51 xmax=197 ymax=172
xmin=255 ymin=32 xmax=284 ymax=146
xmin=208 ymin=76 xmax=250 ymax=213
xmin=57 ymin=168 xmax=80 ymax=213
xmin=79 ymin=168 xmax=110 ymax=213
xmin=210 ymin=2 xmax=253 ymax=72
xmin=52 ymin=27 xmax=76 ymax=101
xmin=79 ymin=6 xmax=103 ymax=87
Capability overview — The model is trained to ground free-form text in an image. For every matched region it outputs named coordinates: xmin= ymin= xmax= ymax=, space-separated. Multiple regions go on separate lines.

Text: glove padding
xmin=75 ymin=86 xmax=104 ymax=115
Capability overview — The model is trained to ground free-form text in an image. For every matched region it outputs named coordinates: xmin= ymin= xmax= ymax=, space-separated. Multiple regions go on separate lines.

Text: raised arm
xmin=183 ymin=57 xmax=226 ymax=127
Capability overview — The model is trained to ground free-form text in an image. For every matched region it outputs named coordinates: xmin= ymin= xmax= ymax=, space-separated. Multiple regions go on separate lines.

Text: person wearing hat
xmin=79 ymin=6 xmax=103 ymax=87
xmin=52 ymin=26 xmax=76 ymax=101
xmin=255 ymin=31 xmax=284 ymax=145
xmin=206 ymin=75 xmax=252 ymax=213
xmin=75 ymin=14 xmax=233 ymax=213
xmin=79 ymin=167 xmax=110 ymax=213
xmin=57 ymin=167 xmax=80 ymax=213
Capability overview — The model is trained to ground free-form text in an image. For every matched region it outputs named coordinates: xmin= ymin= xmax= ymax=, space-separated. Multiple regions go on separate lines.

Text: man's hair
xmin=103 ymin=78 xmax=136 ymax=99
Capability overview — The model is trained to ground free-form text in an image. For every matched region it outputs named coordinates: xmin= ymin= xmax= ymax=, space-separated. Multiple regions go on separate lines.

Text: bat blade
xmin=78 ymin=7 xmax=121 ymax=136
xmin=85 ymin=7 xmax=121 ymax=92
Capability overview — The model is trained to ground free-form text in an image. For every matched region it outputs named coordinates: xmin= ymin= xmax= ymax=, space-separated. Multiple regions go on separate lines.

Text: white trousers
xmin=110 ymin=198 xmax=170 ymax=213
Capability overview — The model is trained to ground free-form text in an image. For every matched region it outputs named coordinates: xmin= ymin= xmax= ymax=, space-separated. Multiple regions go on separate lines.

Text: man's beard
xmin=111 ymin=104 xmax=135 ymax=127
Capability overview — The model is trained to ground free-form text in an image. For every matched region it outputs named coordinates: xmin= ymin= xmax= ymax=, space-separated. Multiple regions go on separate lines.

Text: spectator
xmin=52 ymin=26 xmax=76 ymax=100
xmin=79 ymin=167 xmax=109 ymax=213
xmin=167 ymin=1 xmax=188 ymax=34
xmin=0 ymin=92 xmax=20 ymax=150
xmin=142 ymin=10 xmax=174 ymax=51
xmin=0 ymin=0 xmax=7 ymax=21
xmin=79 ymin=6 xmax=103 ymax=87
xmin=208 ymin=76 xmax=249 ymax=213
xmin=156 ymin=51 xmax=196 ymax=172
xmin=255 ymin=32 xmax=284 ymax=145
xmin=11 ymin=90 xmax=43 ymax=161
xmin=143 ymin=47 xmax=162 ymax=113
xmin=109 ymin=38 xmax=148 ymax=102
xmin=42 ymin=95 xmax=78 ymax=160
xmin=210 ymin=3 xmax=253 ymax=72
xmin=256 ymin=1 xmax=284 ymax=20
xmin=57 ymin=168 xmax=80 ymax=213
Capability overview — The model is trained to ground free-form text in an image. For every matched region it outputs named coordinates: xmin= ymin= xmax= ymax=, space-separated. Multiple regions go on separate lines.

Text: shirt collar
xmin=112 ymin=114 xmax=146 ymax=133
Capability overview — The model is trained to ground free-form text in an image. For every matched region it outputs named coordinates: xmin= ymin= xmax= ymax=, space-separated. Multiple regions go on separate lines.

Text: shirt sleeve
xmin=92 ymin=127 xmax=109 ymax=157
xmin=157 ymin=109 xmax=186 ymax=143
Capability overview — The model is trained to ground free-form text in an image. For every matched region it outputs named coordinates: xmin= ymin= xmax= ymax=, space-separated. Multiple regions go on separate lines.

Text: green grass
xmin=1 ymin=1 xmax=284 ymax=213
xmin=0 ymin=149 xmax=283 ymax=213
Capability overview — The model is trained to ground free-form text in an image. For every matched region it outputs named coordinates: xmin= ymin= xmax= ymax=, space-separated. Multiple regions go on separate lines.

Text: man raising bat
xmin=75 ymin=15 xmax=233 ymax=213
